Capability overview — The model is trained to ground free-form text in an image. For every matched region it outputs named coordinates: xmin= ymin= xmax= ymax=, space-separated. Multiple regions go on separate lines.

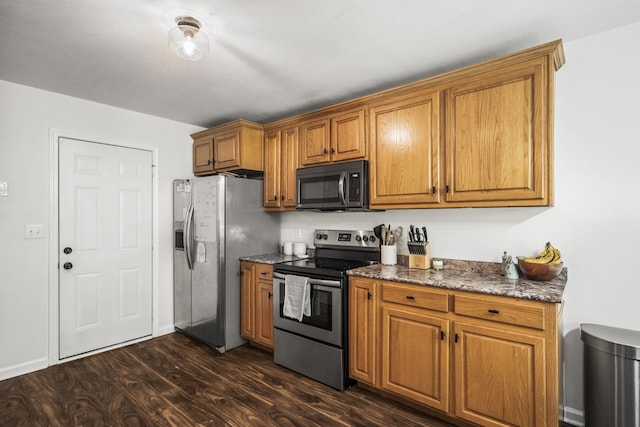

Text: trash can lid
xmin=581 ymin=323 xmax=640 ymax=360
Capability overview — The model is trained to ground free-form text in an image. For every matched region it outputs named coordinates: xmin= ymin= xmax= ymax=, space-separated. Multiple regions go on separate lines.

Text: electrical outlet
xmin=295 ymin=228 xmax=302 ymax=239
xmin=0 ymin=182 xmax=7 ymax=197
xmin=25 ymin=224 xmax=43 ymax=239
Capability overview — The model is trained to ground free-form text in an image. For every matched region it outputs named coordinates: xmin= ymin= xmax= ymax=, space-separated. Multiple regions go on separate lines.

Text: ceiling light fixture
xmin=168 ymin=16 xmax=209 ymax=61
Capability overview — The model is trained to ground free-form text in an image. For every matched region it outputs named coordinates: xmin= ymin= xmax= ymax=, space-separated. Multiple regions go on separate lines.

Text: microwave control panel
xmin=348 ymin=172 xmax=361 ymax=202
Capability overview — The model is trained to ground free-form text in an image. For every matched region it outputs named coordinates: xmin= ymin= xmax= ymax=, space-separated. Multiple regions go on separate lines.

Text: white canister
xmin=293 ymin=242 xmax=307 ymax=256
xmin=380 ymin=245 xmax=397 ymax=265
xmin=283 ymin=241 xmax=293 ymax=255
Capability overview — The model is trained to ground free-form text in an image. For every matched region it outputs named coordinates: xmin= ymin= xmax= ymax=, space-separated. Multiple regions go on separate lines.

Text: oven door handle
xmin=273 ymin=272 xmax=342 ymax=288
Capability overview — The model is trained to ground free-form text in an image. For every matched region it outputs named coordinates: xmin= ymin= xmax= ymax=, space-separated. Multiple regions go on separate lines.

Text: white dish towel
xmin=283 ymin=274 xmax=311 ymax=322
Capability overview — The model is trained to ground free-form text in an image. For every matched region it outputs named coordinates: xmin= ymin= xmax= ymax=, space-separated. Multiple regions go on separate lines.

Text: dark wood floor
xmin=0 ymin=332 xmax=454 ymax=426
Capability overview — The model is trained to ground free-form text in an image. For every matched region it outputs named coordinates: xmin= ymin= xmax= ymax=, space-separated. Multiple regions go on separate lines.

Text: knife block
xmin=408 ymin=242 xmax=432 ymax=269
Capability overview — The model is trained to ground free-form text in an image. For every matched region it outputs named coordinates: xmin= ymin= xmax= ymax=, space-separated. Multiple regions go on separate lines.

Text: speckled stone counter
xmin=347 ymin=259 xmax=567 ymax=303
xmin=240 ymin=253 xmax=307 ymax=265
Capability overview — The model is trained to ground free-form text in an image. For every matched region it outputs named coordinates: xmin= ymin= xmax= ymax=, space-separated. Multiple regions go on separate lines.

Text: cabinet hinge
xmin=446 ymin=185 xmax=450 ymax=193
xmin=367 ymin=292 xmax=372 ymax=300
xmin=440 ymin=331 xmax=445 ymax=341
xmin=455 ymin=333 xmax=459 ymax=343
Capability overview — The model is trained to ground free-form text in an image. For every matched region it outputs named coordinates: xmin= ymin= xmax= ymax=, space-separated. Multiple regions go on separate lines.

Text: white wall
xmin=280 ymin=21 xmax=640 ymax=426
xmin=0 ymin=80 xmax=201 ymax=378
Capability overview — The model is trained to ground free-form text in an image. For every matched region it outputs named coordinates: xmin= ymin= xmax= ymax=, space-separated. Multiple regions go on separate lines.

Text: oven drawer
xmin=382 ymin=282 xmax=449 ymax=312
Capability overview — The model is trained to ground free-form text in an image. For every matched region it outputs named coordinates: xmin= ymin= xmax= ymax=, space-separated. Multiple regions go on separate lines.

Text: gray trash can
xmin=581 ymin=323 xmax=640 ymax=427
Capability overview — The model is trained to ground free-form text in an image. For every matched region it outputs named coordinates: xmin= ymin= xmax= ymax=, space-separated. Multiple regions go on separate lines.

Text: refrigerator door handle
xmin=184 ymin=202 xmax=194 ymax=270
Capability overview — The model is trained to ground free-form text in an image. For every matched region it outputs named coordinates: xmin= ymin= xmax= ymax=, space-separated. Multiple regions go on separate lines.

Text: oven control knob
xmin=369 ymin=236 xmax=376 ymax=243
xmin=355 ymin=235 xmax=362 ymax=241
xmin=316 ymin=233 xmax=322 ymax=240
xmin=363 ymin=236 xmax=369 ymax=242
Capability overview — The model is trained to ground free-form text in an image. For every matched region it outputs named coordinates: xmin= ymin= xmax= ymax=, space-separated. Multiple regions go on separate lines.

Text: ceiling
xmin=2 ymin=1 xmax=640 ymax=128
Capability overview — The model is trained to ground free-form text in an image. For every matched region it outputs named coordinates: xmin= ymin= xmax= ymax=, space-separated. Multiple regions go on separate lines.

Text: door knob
xmin=63 ymin=247 xmax=73 ymax=254
xmin=63 ymin=262 xmax=73 ymax=270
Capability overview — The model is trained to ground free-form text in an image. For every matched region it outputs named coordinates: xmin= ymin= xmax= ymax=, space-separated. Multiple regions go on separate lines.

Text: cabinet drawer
xmin=454 ymin=294 xmax=546 ymax=330
xmin=382 ymin=283 xmax=448 ymax=312
xmin=256 ymin=264 xmax=273 ymax=281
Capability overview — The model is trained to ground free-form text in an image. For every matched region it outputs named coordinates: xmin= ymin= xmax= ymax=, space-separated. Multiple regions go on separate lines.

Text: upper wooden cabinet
xmin=299 ymin=107 xmax=366 ymax=166
xmin=259 ymin=40 xmax=564 ymax=210
xmin=191 ymin=119 xmax=264 ymax=176
xmin=263 ymin=124 xmax=298 ymax=210
xmin=444 ymin=59 xmax=550 ymax=205
xmin=369 ymin=41 xmax=564 ymax=209
xmin=369 ymin=91 xmax=441 ymax=207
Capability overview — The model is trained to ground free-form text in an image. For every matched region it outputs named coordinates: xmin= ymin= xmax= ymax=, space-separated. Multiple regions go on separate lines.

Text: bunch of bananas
xmin=518 ymin=242 xmax=562 ymax=264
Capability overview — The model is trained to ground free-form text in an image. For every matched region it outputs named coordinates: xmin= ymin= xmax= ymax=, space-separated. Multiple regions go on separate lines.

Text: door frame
xmin=48 ymin=128 xmax=159 ymax=364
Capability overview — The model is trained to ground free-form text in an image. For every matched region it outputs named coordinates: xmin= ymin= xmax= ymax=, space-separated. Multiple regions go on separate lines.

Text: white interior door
xmin=58 ymin=138 xmax=152 ymax=359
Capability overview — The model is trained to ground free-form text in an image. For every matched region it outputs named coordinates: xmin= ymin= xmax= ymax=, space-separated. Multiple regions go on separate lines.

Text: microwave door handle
xmin=338 ymin=171 xmax=347 ymax=205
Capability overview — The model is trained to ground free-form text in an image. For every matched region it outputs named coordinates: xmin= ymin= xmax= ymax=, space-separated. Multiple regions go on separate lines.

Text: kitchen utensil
xmin=392 ymin=226 xmax=403 ymax=245
xmin=409 ymin=225 xmax=415 ymax=242
xmin=422 ymin=226 xmax=428 ymax=243
xmin=373 ymin=224 xmax=384 ymax=244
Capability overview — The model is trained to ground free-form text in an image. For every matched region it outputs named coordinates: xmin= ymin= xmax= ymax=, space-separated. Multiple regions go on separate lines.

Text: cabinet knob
xmin=323 ymin=148 xmax=328 ymax=155
xmin=273 ymin=195 xmax=278 ymax=201
xmin=488 ymin=309 xmax=500 ymax=314
xmin=281 ymin=195 xmax=285 ymax=200
xmin=207 ymin=159 xmax=212 ymax=165
xmin=330 ymin=148 xmax=335 ymax=154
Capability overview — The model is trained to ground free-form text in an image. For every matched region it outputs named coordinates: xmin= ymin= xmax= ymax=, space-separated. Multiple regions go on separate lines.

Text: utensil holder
xmin=408 ymin=242 xmax=432 ymax=269
xmin=381 ymin=245 xmax=397 ymax=265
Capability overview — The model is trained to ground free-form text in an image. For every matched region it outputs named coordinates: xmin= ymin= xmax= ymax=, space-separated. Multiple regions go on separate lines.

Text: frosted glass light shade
xmin=168 ymin=16 xmax=209 ymax=61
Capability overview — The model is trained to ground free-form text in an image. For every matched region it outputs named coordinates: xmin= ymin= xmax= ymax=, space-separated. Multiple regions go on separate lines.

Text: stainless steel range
xmin=273 ymin=229 xmax=379 ymax=390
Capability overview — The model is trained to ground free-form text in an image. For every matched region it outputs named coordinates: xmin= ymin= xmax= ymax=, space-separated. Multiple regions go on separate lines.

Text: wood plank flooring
xmin=0 ymin=332 xmax=454 ymax=426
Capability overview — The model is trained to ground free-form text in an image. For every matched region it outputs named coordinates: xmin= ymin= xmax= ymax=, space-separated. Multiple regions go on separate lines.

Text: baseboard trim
xmin=156 ymin=325 xmax=176 ymax=337
xmin=562 ymin=405 xmax=585 ymax=427
xmin=0 ymin=357 xmax=48 ymax=381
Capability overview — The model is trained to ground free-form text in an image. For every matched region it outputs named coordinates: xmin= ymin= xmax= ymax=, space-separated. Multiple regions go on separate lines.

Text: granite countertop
xmin=347 ymin=259 xmax=567 ymax=303
xmin=240 ymin=253 xmax=308 ymax=265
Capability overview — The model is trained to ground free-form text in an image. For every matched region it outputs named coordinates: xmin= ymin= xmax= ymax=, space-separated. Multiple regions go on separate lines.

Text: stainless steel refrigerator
xmin=173 ymin=175 xmax=279 ymax=352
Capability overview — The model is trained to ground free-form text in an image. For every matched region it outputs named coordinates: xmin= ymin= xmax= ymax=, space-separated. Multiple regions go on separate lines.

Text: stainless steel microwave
xmin=296 ymin=160 xmax=370 ymax=211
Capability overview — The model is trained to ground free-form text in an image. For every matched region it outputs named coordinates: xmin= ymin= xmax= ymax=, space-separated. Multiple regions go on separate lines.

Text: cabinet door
xmin=300 ymin=118 xmax=330 ymax=166
xmin=331 ymin=108 xmax=366 ymax=162
xmin=193 ymin=137 xmax=214 ymax=175
xmin=281 ymin=126 xmax=299 ymax=208
xmin=214 ymin=130 xmax=241 ymax=170
xmin=255 ymin=280 xmax=274 ymax=348
xmin=445 ymin=59 xmax=548 ymax=204
xmin=381 ymin=305 xmax=449 ymax=412
xmin=263 ymin=131 xmax=281 ymax=208
xmin=349 ymin=278 xmax=378 ymax=386
xmin=454 ymin=321 xmax=546 ymax=427
xmin=240 ymin=262 xmax=255 ymax=340
xmin=369 ymin=92 xmax=441 ymax=207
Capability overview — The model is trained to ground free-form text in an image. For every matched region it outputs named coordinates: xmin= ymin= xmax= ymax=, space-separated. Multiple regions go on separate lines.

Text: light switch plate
xmin=25 ymin=224 xmax=43 ymax=239
xmin=0 ymin=182 xmax=7 ymax=197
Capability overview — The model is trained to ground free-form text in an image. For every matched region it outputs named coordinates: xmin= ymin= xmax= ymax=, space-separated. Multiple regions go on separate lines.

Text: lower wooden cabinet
xmin=241 ymin=261 xmax=274 ymax=349
xmin=348 ymin=277 xmax=561 ymax=427
xmin=381 ymin=305 xmax=450 ymax=412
